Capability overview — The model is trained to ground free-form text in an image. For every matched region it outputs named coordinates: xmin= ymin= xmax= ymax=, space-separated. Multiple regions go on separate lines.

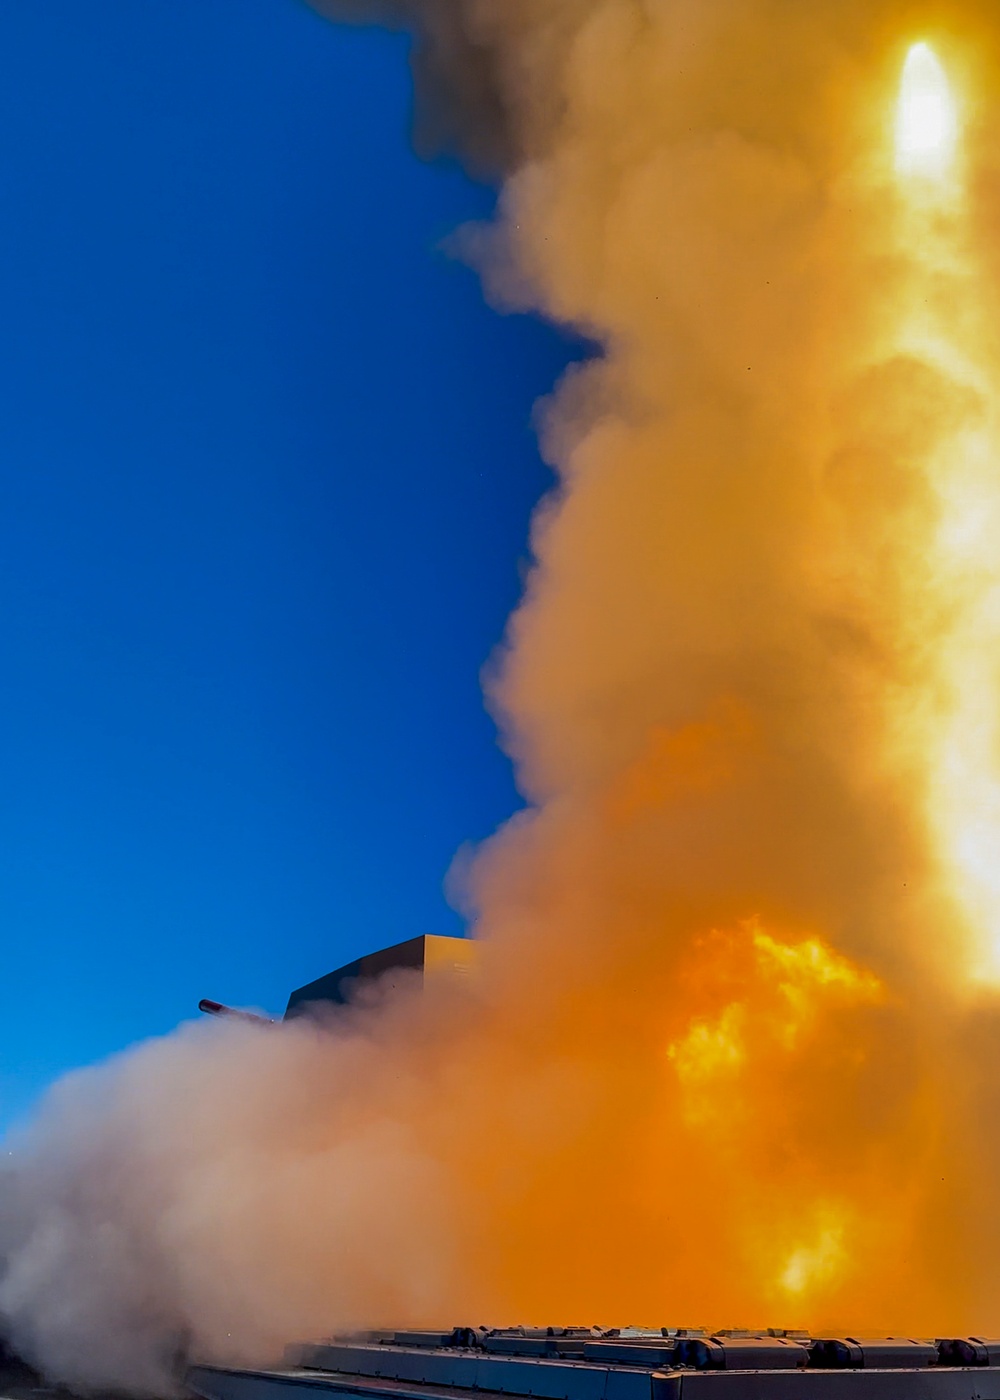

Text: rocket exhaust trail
xmin=6 ymin=1 xmax=1000 ymax=1393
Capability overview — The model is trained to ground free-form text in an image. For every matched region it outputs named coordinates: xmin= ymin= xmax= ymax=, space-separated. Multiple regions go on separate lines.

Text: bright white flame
xmin=895 ymin=42 xmax=958 ymax=180
xmin=926 ymin=417 xmax=1000 ymax=983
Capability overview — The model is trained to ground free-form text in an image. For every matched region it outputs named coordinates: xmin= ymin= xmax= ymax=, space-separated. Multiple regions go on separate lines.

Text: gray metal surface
xmin=661 ymin=1371 xmax=1000 ymax=1400
xmin=188 ymin=1360 xmax=1000 ymax=1400
xmin=189 ymin=1367 xmax=654 ymax=1400
xmin=188 ymin=1368 xmax=480 ymax=1400
xmin=286 ymin=1343 xmax=653 ymax=1400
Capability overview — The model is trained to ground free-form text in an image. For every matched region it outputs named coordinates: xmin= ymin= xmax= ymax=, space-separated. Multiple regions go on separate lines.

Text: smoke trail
xmin=6 ymin=0 xmax=1000 ymax=1390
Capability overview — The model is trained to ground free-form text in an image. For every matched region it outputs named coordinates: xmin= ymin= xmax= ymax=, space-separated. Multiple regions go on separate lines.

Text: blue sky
xmin=0 ymin=0 xmax=582 ymax=1131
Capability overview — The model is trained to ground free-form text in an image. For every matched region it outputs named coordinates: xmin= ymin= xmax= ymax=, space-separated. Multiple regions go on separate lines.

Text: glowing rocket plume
xmin=896 ymin=43 xmax=959 ymax=180
xmin=5 ymin=2 xmax=1000 ymax=1393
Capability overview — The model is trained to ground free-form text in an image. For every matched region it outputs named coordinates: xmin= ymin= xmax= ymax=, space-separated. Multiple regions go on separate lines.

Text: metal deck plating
xmin=187 ymin=1331 xmax=1000 ymax=1400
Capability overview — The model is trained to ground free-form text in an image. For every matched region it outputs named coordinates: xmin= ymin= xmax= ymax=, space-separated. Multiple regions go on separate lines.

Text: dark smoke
xmin=305 ymin=0 xmax=585 ymax=173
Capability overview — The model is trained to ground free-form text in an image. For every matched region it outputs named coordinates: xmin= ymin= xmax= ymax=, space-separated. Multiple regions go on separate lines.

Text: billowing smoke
xmin=6 ymin=0 xmax=1000 ymax=1390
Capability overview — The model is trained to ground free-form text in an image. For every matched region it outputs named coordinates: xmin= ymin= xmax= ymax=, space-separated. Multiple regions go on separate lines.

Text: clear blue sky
xmin=0 ymin=0 xmax=582 ymax=1131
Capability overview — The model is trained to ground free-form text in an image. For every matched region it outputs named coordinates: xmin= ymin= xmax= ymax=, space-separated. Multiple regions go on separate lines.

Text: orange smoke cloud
xmin=5 ymin=0 xmax=1000 ymax=1391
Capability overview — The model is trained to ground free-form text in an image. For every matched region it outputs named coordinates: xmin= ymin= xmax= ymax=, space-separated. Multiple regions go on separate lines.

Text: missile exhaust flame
xmin=884 ymin=45 xmax=1000 ymax=983
xmin=895 ymin=43 xmax=959 ymax=182
xmin=5 ymin=6 xmax=1000 ymax=1394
